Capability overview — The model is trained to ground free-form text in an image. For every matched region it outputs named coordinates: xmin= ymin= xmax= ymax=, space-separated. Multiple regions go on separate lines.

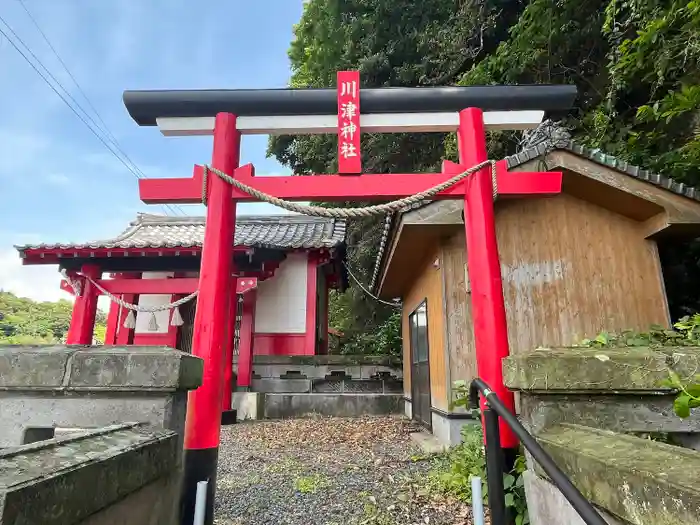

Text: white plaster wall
xmin=254 ymin=253 xmax=307 ymax=334
xmin=135 ymin=272 xmax=174 ymax=334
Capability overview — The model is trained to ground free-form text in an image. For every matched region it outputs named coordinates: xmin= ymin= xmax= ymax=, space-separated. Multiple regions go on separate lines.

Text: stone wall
xmin=235 ymin=354 xmax=403 ymax=394
xmin=0 ymin=345 xmax=202 ymax=449
xmin=231 ymin=355 xmax=404 ymax=420
xmin=504 ymin=346 xmax=700 ymax=525
xmin=0 ymin=423 xmax=181 ymax=525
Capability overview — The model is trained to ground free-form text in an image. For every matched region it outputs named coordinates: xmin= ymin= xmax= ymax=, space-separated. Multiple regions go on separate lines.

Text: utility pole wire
xmin=1 ymin=8 xmax=185 ymax=216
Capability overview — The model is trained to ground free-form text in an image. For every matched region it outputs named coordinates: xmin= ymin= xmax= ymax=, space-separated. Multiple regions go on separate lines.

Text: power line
xmin=0 ymin=10 xmax=185 ymax=216
xmin=16 ymin=0 xmax=113 ymax=139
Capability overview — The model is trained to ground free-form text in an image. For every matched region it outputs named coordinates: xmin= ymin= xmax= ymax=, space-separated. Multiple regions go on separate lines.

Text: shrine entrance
xmin=120 ymin=73 xmax=576 ymax=525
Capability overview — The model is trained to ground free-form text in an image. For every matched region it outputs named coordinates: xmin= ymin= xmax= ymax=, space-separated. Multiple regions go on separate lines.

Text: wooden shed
xmin=374 ymin=140 xmax=700 ymax=445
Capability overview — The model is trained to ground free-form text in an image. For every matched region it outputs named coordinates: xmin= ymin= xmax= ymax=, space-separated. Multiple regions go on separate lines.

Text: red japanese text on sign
xmin=337 ymin=70 xmax=361 ymax=174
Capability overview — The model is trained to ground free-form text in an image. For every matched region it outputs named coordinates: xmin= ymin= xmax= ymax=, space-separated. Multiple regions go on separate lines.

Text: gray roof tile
xmin=15 ymin=213 xmax=346 ymax=252
xmin=506 ymin=140 xmax=700 ymax=202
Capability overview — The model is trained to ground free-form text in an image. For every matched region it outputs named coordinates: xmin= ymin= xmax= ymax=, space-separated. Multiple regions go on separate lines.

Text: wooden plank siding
xmin=440 ymin=193 xmax=671 ymax=403
xmin=441 ymin=231 xmax=477 ymax=400
xmin=402 ymin=244 xmax=450 ymax=411
xmin=495 ymin=193 xmax=670 ymax=355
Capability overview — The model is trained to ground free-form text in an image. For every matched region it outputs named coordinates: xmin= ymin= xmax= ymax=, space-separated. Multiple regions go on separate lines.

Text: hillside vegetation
xmin=269 ymin=0 xmax=700 ymax=354
xmin=0 ymin=291 xmax=106 ymax=345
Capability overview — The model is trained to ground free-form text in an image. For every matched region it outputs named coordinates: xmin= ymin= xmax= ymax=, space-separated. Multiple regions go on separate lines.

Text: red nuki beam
xmin=95 ymin=277 xmax=199 ymax=295
xmin=138 ymin=161 xmax=561 ymax=204
xmin=458 ymin=108 xmax=518 ymax=449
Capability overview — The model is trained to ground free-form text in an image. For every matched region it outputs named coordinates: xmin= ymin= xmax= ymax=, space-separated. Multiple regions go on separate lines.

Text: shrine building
xmin=374 ymin=137 xmax=700 ymax=445
xmin=14 ymin=212 xmax=347 ymax=393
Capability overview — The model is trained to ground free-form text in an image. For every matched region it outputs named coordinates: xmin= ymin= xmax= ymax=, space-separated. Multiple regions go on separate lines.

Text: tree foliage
xmin=270 ymin=0 xmax=700 ymax=354
xmin=0 ymin=291 xmax=106 ymax=344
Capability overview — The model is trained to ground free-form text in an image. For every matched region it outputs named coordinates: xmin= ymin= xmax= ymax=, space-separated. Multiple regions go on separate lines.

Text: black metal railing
xmin=470 ymin=378 xmax=607 ymax=525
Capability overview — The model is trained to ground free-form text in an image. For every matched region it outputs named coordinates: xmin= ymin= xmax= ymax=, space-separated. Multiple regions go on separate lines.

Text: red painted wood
xmin=115 ymin=273 xmax=140 ymax=346
xmin=458 ymin=108 xmax=517 ymax=448
xmin=132 ymin=332 xmax=175 ymax=346
xmin=65 ymin=264 xmax=101 ymax=344
xmin=184 ymin=113 xmax=240 ymax=451
xmin=235 ymin=277 xmax=258 ymax=294
xmin=304 ymin=254 xmax=318 ymax=356
xmin=96 ymin=277 xmax=199 ymax=295
xmin=337 ymin=70 xmax=361 ymax=174
xmin=222 ymin=282 xmax=238 ymax=410
xmin=236 ymin=290 xmax=257 ymax=388
xmin=253 ymin=333 xmax=305 ymax=356
xmin=320 ymin=274 xmax=329 ymax=355
xmin=140 ymin=163 xmax=561 ymax=204
xmin=104 ymin=301 xmax=120 ymax=345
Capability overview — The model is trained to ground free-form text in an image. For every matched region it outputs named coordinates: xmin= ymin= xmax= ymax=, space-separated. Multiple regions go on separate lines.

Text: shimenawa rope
xmin=60 ymin=269 xmax=198 ymax=331
xmin=61 ymin=160 xmax=497 ymax=320
xmin=200 ymin=159 xmax=498 ymax=304
xmin=201 ymin=159 xmax=498 ymax=212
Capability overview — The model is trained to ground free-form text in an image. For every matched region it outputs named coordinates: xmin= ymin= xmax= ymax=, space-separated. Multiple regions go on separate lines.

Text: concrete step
xmin=409 ymin=430 xmax=449 ymax=454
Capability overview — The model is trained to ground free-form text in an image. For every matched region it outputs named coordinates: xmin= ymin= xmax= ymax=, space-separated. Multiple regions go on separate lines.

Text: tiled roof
xmin=506 ymin=140 xmax=700 ymax=202
xmin=15 ymin=213 xmax=346 ymax=252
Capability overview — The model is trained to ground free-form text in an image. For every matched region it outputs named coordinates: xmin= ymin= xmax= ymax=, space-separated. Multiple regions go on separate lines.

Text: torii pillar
xmin=180 ymin=113 xmax=240 ymax=525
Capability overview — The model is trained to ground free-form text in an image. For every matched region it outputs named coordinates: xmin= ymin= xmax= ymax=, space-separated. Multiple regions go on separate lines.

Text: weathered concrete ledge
xmin=505 ymin=346 xmax=700 ymax=436
xmin=0 ymin=345 xmax=202 ymax=391
xmin=504 ymin=346 xmax=700 ymax=392
xmin=263 ymin=393 xmax=403 ymax=419
xmin=0 ymin=423 xmax=179 ymax=525
xmin=535 ymin=424 xmax=700 ymax=524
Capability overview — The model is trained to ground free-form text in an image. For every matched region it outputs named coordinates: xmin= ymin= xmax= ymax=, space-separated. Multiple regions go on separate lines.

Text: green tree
xmin=270 ymin=0 xmax=524 ymax=355
xmin=0 ymin=291 xmax=106 ymax=345
xmin=271 ymin=0 xmax=700 ymax=351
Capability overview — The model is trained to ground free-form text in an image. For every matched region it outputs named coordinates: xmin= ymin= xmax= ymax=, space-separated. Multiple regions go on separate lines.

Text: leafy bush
xmin=428 ymin=424 xmax=485 ymax=500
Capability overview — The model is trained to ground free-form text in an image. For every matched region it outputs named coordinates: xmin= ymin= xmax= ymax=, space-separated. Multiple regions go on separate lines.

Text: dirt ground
xmin=213 ymin=416 xmax=474 ymax=525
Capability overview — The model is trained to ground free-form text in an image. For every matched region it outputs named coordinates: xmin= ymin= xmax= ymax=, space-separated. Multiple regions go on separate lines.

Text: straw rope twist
xmin=60 ymin=269 xmax=198 ymax=312
xmin=201 ymin=159 xmax=498 ymax=214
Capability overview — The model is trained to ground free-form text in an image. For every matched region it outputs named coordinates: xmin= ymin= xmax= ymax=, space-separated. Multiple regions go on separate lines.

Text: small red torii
xmin=115 ymin=73 xmax=576 ymax=524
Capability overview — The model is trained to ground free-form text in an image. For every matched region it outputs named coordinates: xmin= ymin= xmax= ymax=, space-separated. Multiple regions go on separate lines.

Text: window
xmin=409 ymin=301 xmax=429 ymax=362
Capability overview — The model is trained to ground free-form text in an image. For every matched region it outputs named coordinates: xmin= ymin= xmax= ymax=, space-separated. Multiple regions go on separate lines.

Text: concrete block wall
xmin=0 ymin=423 xmax=181 ymax=525
xmin=0 ymin=345 xmax=202 ymax=449
xmin=504 ymin=346 xmax=700 ymax=525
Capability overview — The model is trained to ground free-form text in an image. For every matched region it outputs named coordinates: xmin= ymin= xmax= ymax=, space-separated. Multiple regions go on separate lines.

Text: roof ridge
xmin=506 ymin=137 xmax=700 ymax=202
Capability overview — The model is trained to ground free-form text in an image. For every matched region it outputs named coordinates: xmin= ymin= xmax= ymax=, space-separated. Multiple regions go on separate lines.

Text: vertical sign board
xmin=337 ymin=70 xmax=362 ymax=174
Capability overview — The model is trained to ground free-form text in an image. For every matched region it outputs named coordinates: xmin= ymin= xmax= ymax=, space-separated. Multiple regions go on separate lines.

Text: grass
xmin=293 ymin=473 xmax=328 ymax=494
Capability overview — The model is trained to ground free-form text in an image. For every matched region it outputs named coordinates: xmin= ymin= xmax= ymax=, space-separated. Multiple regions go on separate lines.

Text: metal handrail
xmin=470 ymin=378 xmax=607 ymax=525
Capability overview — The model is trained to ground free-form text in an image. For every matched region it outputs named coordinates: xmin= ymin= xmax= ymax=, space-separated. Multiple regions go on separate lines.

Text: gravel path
xmin=214 ymin=416 xmax=473 ymax=525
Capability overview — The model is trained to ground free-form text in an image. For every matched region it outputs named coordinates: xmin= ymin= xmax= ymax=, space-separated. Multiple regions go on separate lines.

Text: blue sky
xmin=0 ymin=0 xmax=305 ymax=302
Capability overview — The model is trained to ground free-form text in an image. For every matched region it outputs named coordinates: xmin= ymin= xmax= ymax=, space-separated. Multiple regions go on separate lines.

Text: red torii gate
xmin=120 ymin=74 xmax=576 ymax=524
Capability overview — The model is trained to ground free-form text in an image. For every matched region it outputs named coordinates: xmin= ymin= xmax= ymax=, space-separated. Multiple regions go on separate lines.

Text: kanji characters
xmin=341 ymin=101 xmax=358 ymax=120
xmin=340 ymin=142 xmax=358 ymax=158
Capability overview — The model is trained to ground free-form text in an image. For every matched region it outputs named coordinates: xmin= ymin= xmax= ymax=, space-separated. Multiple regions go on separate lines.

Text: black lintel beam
xmin=122 ymin=84 xmax=578 ymax=126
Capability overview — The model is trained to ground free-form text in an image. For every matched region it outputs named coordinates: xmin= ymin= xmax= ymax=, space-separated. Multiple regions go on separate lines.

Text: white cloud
xmin=0 ymin=249 xmax=109 ymax=312
xmin=0 ymin=249 xmax=69 ymax=303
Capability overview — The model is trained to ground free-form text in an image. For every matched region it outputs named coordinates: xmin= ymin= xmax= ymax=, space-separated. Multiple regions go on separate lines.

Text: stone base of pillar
xmin=220 ymin=409 xmax=238 ymax=426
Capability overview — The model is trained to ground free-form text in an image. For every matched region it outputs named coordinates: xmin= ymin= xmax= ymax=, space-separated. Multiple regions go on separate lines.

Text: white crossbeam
xmin=156 ymin=110 xmax=545 ymax=137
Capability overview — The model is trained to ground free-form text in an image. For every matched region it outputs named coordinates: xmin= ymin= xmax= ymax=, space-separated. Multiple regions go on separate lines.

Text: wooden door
xmin=409 ymin=300 xmax=431 ymax=429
